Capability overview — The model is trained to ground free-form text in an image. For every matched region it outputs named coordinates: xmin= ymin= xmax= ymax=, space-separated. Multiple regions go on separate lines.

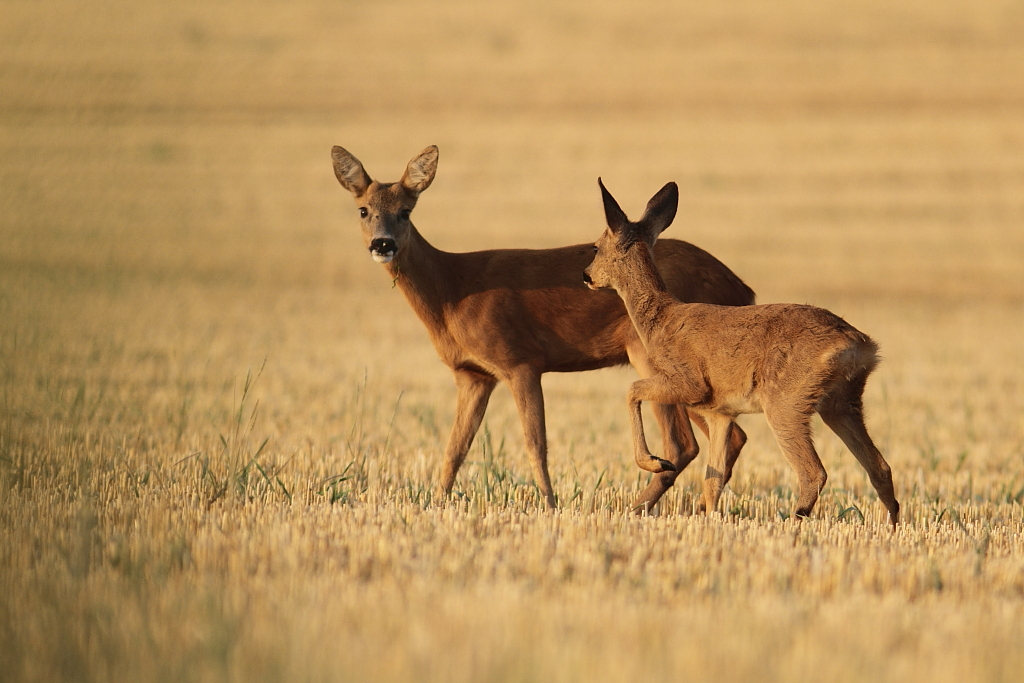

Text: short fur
xmin=331 ymin=145 xmax=756 ymax=509
xmin=584 ymin=179 xmax=899 ymax=525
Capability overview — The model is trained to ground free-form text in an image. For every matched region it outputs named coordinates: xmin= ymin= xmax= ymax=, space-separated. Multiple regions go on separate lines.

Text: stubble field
xmin=2 ymin=1 xmax=1024 ymax=681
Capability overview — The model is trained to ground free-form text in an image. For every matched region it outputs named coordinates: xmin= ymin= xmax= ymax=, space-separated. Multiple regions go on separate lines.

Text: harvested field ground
xmin=2 ymin=1 xmax=1024 ymax=681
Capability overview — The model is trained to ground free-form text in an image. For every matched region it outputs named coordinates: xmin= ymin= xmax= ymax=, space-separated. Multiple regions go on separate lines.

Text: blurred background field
xmin=2 ymin=1 xmax=1024 ymax=681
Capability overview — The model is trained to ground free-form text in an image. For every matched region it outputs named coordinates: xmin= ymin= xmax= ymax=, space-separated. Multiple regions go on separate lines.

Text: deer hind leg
xmin=698 ymin=413 xmax=736 ymax=515
xmin=690 ymin=412 xmax=747 ymax=487
xmin=507 ymin=366 xmax=556 ymax=509
xmin=765 ymin=406 xmax=827 ymax=518
xmin=818 ymin=390 xmax=900 ymax=527
xmin=627 ymin=344 xmax=699 ymax=513
xmin=440 ymin=367 xmax=498 ymax=499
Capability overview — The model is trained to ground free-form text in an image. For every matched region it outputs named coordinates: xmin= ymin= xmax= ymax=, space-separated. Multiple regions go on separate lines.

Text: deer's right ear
xmin=401 ymin=145 xmax=439 ymax=196
xmin=332 ymin=146 xmax=372 ymax=197
xmin=598 ymin=178 xmax=628 ymax=235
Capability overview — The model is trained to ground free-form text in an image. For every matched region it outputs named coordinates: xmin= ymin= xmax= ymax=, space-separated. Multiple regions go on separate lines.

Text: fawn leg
xmin=765 ymin=406 xmax=827 ymax=518
xmin=627 ymin=344 xmax=699 ymax=512
xmin=698 ymin=413 xmax=735 ymax=514
xmin=819 ymin=406 xmax=900 ymax=527
xmin=627 ymin=376 xmax=682 ymax=475
xmin=690 ymin=412 xmax=748 ymax=487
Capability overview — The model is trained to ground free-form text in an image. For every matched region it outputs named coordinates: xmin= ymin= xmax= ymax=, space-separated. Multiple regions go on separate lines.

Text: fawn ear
xmin=639 ymin=182 xmax=678 ymax=243
xmin=598 ymin=178 xmax=629 ymax=236
xmin=401 ymin=145 xmax=439 ymax=196
xmin=332 ymin=146 xmax=372 ymax=197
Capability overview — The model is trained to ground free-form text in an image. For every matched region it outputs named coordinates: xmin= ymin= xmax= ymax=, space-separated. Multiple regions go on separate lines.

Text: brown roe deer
xmin=583 ymin=179 xmax=900 ymax=525
xmin=331 ymin=145 xmax=756 ymax=509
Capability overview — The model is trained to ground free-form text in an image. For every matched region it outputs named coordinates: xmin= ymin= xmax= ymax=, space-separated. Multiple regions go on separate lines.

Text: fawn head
xmin=331 ymin=145 xmax=439 ymax=263
xmin=583 ymin=178 xmax=679 ymax=290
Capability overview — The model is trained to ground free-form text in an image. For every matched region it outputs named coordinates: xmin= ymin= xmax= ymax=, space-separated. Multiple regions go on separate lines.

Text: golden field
xmin=2 ymin=1 xmax=1024 ymax=681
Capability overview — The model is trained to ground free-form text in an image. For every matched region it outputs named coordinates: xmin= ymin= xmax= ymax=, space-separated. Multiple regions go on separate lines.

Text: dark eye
xmin=593 ymin=245 xmax=599 ymax=253
xmin=400 ymin=209 xmax=411 ymax=221
xmin=359 ymin=207 xmax=368 ymax=219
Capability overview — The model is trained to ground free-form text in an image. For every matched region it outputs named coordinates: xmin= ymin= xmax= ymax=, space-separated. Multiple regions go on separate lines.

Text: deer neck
xmin=384 ymin=224 xmax=453 ymax=330
xmin=614 ymin=242 xmax=675 ymax=345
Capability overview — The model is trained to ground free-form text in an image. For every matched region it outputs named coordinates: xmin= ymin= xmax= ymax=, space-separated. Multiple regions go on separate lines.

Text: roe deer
xmin=331 ymin=145 xmax=755 ymax=509
xmin=583 ymin=179 xmax=900 ymax=526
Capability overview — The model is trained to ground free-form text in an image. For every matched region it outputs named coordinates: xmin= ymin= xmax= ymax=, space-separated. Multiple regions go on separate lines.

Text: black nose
xmin=582 ymin=272 xmax=593 ymax=285
xmin=369 ymin=238 xmax=397 ymax=255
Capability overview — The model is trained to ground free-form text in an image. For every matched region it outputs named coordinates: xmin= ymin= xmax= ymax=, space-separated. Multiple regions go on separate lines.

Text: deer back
xmin=414 ymin=238 xmax=753 ymax=377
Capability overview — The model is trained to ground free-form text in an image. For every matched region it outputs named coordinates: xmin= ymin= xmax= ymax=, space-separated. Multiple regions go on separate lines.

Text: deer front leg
xmin=627 ymin=344 xmax=700 ymax=512
xmin=627 ymin=377 xmax=681 ymax=475
xmin=630 ymin=403 xmax=697 ymax=513
xmin=507 ymin=366 xmax=557 ymax=509
xmin=698 ymin=413 xmax=735 ymax=515
xmin=439 ymin=367 xmax=497 ymax=499
xmin=689 ymin=412 xmax=748 ymax=487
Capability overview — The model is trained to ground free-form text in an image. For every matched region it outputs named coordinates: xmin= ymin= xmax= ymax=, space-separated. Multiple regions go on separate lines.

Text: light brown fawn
xmin=331 ymin=145 xmax=755 ymax=509
xmin=583 ymin=179 xmax=900 ymax=525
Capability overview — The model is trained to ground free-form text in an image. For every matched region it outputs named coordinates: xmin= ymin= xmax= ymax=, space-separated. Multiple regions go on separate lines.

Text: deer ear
xmin=598 ymin=178 xmax=629 ymax=235
xmin=332 ymin=146 xmax=372 ymax=197
xmin=401 ymin=145 xmax=439 ymax=196
xmin=639 ymin=181 xmax=678 ymax=243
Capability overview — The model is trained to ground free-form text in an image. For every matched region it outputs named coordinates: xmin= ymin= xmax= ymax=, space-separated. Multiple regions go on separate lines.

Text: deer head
xmin=331 ymin=145 xmax=439 ymax=263
xmin=583 ymin=178 xmax=679 ymax=290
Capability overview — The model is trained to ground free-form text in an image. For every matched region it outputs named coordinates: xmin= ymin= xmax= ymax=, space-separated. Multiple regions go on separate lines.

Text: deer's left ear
xmin=401 ymin=145 xmax=439 ymax=196
xmin=639 ymin=182 xmax=678 ymax=244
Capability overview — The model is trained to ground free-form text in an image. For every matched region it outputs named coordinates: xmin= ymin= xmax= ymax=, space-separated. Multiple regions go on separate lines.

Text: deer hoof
xmin=638 ymin=455 xmax=676 ymax=473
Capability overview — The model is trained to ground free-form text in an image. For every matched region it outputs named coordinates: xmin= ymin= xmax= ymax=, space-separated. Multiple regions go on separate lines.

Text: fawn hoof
xmin=638 ymin=455 xmax=676 ymax=473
